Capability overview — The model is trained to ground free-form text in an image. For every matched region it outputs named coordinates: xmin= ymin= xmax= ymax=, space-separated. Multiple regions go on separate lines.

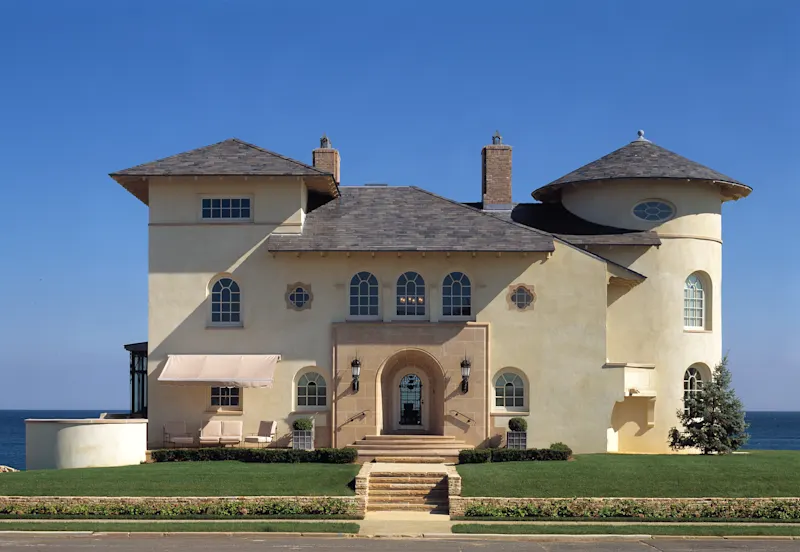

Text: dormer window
xmin=201 ymin=197 xmax=252 ymax=221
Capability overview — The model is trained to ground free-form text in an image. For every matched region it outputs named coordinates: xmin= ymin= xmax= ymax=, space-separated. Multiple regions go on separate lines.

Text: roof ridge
xmin=408 ymin=186 xmax=557 ymax=240
xmin=230 ymin=138 xmax=331 ymax=176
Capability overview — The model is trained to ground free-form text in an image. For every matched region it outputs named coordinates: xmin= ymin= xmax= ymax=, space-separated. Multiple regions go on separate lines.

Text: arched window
xmin=684 ymin=274 xmax=706 ymax=328
xmin=297 ymin=372 xmax=327 ymax=407
xmin=350 ymin=272 xmax=379 ymax=317
xmin=211 ymin=277 xmax=241 ymax=325
xmin=495 ymin=372 xmax=525 ymax=408
xmin=396 ymin=272 xmax=426 ymax=316
xmin=442 ymin=272 xmax=471 ymax=317
xmin=683 ymin=367 xmax=703 ymax=416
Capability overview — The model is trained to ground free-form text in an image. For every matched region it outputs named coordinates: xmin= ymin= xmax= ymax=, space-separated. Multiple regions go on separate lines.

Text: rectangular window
xmin=201 ymin=197 xmax=252 ymax=221
xmin=210 ymin=386 xmax=241 ymax=409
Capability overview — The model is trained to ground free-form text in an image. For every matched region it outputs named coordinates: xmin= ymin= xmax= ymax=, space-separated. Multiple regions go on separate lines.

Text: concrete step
xmin=372 ymin=456 xmax=449 ymax=463
xmin=357 ymin=449 xmax=462 ymax=456
xmin=363 ymin=434 xmax=457 ymax=441
xmin=355 ymin=442 xmax=467 ymax=450
xmin=369 ymin=483 xmax=446 ymax=491
xmin=369 ymin=489 xmax=447 ymax=497
xmin=367 ymin=504 xmax=448 ymax=512
xmin=369 ymin=473 xmax=446 ymax=480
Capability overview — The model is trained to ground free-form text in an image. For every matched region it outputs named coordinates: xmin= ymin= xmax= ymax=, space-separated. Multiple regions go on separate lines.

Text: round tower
xmin=532 ymin=131 xmax=751 ymax=453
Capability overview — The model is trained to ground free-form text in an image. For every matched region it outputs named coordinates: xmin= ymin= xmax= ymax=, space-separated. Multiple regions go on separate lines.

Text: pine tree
xmin=668 ymin=356 xmax=749 ymax=454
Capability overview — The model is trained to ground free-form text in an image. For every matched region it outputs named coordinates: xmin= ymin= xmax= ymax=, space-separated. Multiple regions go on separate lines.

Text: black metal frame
xmin=124 ymin=342 xmax=148 ymax=418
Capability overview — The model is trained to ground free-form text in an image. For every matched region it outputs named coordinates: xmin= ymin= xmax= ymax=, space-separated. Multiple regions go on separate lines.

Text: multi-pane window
xmin=211 ymin=386 xmax=240 ymax=408
xmin=511 ymin=286 xmax=534 ymax=310
xmin=201 ymin=197 xmax=251 ymax=221
xmin=288 ymin=287 xmax=311 ymax=309
xmin=633 ymin=200 xmax=674 ymax=222
xmin=297 ymin=372 xmax=327 ymax=407
xmin=442 ymin=272 xmax=471 ymax=317
xmin=349 ymin=272 xmax=379 ymax=317
xmin=683 ymin=367 xmax=703 ymax=417
xmin=396 ymin=272 xmax=426 ymax=316
xmin=684 ymin=274 xmax=705 ymax=328
xmin=495 ymin=373 xmax=525 ymax=408
xmin=211 ymin=278 xmax=241 ymax=325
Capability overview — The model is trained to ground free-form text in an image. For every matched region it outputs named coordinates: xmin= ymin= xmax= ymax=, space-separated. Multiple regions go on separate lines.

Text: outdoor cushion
xmin=245 ymin=421 xmax=277 ymax=444
xmin=220 ymin=420 xmax=243 ymax=444
xmin=199 ymin=420 xmax=223 ymax=444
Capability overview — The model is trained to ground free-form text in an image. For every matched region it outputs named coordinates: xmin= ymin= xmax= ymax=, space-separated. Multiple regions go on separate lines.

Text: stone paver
xmin=369 ymin=463 xmax=449 ymax=474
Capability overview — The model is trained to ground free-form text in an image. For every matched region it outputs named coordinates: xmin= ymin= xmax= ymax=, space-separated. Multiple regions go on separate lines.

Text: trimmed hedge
xmin=508 ymin=417 xmax=527 ymax=432
xmin=491 ymin=448 xmax=568 ymax=462
xmin=458 ymin=449 xmax=492 ymax=464
xmin=151 ymin=447 xmax=357 ymax=464
xmin=0 ymin=498 xmax=359 ymax=518
xmin=460 ymin=498 xmax=800 ymax=521
xmin=458 ymin=447 xmax=569 ymax=464
xmin=293 ymin=419 xmax=313 ymax=431
xmin=549 ymin=442 xmax=573 ymax=457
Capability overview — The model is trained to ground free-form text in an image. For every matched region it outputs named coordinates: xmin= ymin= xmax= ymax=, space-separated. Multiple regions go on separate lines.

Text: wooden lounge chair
xmin=163 ymin=421 xmax=195 ymax=448
xmin=244 ymin=421 xmax=277 ymax=448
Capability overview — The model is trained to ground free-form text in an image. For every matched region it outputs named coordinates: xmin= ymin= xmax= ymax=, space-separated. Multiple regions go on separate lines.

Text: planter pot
xmin=506 ymin=431 xmax=527 ymax=450
xmin=293 ymin=430 xmax=314 ymax=451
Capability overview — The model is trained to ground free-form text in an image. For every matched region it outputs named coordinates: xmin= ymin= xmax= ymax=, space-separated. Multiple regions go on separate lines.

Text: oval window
xmin=633 ymin=200 xmax=675 ymax=222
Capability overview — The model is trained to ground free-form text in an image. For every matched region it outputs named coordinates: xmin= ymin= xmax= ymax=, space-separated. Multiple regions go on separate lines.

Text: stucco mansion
xmin=112 ymin=130 xmax=750 ymax=456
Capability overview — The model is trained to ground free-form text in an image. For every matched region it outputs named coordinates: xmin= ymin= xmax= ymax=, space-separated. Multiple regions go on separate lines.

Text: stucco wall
xmin=148 ymin=177 xmax=617 ymax=451
xmin=565 ymin=180 xmax=724 ymax=453
xmin=26 ymin=419 xmax=148 ymax=470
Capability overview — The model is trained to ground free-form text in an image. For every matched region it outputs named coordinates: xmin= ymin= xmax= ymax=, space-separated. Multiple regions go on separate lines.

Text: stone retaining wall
xmin=449 ymin=496 xmax=800 ymax=519
xmin=0 ymin=495 xmax=365 ymax=518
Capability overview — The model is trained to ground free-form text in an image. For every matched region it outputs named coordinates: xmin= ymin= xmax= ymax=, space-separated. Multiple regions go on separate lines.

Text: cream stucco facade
xmin=112 ymin=133 xmax=750 ymax=455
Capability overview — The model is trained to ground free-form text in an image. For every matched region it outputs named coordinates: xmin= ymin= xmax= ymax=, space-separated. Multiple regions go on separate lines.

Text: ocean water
xmin=0 ymin=410 xmax=797 ymax=470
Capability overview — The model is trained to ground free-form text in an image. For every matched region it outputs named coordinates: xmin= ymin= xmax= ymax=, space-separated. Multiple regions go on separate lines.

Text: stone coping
xmin=25 ymin=419 xmax=149 ymax=425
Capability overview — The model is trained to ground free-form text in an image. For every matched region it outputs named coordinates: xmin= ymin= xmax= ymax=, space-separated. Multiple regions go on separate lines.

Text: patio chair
xmin=163 ymin=421 xmax=195 ymax=448
xmin=244 ymin=421 xmax=277 ymax=448
xmin=220 ymin=420 xmax=243 ymax=446
xmin=199 ymin=420 xmax=223 ymax=446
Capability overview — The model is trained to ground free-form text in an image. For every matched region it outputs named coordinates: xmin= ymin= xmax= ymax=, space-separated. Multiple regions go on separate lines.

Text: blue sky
xmin=0 ymin=1 xmax=797 ymax=410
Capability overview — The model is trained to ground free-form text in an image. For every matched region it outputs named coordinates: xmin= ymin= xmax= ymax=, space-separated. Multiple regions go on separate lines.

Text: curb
xmin=421 ymin=533 xmax=652 ymax=541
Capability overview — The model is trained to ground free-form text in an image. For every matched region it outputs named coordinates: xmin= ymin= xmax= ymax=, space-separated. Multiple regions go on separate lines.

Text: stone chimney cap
xmin=320 ymin=134 xmax=332 ymax=149
xmin=492 ymin=130 xmax=503 ymax=145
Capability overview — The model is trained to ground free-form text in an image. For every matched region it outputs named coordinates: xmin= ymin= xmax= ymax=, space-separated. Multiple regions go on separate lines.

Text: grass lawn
xmin=451 ymin=523 xmax=800 ymax=536
xmin=457 ymin=451 xmax=800 ymax=497
xmin=0 ymin=462 xmax=359 ymax=497
xmin=0 ymin=521 xmax=359 ymax=533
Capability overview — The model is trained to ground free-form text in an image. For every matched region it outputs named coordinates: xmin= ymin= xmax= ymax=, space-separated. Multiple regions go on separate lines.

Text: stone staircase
xmin=367 ymin=470 xmax=449 ymax=513
xmin=353 ymin=434 xmax=469 ymax=463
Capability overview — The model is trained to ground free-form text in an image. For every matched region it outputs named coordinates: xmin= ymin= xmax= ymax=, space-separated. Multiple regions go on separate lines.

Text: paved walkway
xmin=360 ymin=512 xmax=453 ymax=536
xmin=368 ymin=463 xmax=449 ymax=474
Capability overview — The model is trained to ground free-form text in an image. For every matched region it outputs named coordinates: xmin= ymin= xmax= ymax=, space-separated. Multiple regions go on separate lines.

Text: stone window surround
xmin=506 ymin=283 xmax=536 ymax=311
xmin=286 ymin=282 xmax=313 ymax=311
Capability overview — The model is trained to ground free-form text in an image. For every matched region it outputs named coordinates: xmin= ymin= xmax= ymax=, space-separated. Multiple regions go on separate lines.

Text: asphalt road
xmin=0 ymin=535 xmax=799 ymax=551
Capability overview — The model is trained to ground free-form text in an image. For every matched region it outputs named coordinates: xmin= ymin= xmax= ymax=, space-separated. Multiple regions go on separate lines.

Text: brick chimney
xmin=312 ymin=134 xmax=340 ymax=184
xmin=482 ymin=130 xmax=512 ymax=207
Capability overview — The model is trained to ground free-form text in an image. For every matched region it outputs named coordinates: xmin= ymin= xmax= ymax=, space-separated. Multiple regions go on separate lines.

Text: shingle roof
xmin=533 ymin=135 xmax=751 ymax=202
xmin=507 ymin=203 xmax=661 ymax=246
xmin=266 ymin=186 xmax=555 ymax=252
xmin=111 ymin=138 xmax=331 ymax=177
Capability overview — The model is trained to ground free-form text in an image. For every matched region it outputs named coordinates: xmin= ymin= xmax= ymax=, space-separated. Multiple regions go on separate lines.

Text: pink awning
xmin=158 ymin=355 xmax=280 ymax=388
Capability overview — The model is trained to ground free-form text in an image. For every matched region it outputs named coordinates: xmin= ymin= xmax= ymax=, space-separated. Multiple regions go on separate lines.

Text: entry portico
xmin=332 ymin=323 xmax=488 ymax=448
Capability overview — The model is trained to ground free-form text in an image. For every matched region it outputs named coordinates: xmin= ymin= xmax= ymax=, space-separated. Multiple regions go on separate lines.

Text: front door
xmin=399 ymin=374 xmax=423 ymax=427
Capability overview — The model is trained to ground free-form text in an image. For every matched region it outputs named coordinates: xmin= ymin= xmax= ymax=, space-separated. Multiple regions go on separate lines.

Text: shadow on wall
xmin=611 ymin=398 xmax=653 ymax=445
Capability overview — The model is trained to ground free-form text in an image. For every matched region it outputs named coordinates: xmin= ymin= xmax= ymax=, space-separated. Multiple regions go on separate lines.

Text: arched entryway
xmin=376 ymin=349 xmax=446 ymax=435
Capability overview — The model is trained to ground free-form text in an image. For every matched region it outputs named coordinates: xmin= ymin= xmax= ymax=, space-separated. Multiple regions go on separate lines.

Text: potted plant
xmin=292 ymin=418 xmax=314 ymax=451
xmin=506 ymin=417 xmax=528 ymax=450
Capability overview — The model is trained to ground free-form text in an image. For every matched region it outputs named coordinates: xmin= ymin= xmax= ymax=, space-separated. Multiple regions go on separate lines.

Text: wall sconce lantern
xmin=351 ymin=357 xmax=361 ymax=392
xmin=460 ymin=356 xmax=471 ymax=393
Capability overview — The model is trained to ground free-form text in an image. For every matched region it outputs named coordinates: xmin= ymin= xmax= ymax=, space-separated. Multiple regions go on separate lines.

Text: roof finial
xmin=320 ymin=134 xmax=332 ymax=148
xmin=634 ymin=129 xmax=650 ymax=143
xmin=637 ymin=129 xmax=645 ymax=138
xmin=492 ymin=130 xmax=502 ymax=145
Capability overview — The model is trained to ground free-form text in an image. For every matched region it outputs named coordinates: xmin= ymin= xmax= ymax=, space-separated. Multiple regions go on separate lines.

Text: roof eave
xmin=532 ymin=177 xmax=752 ymax=203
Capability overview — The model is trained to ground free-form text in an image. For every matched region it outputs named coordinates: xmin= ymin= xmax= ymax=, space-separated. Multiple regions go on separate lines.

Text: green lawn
xmin=457 ymin=451 xmax=800 ymax=497
xmin=0 ymin=462 xmax=359 ymax=497
xmin=451 ymin=523 xmax=800 ymax=536
xmin=0 ymin=521 xmax=359 ymax=533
